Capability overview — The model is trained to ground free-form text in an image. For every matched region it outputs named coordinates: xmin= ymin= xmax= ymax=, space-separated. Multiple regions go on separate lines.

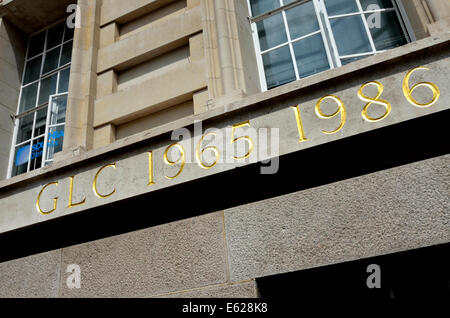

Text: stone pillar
xmin=59 ymin=0 xmax=101 ymax=160
xmin=423 ymin=0 xmax=450 ymax=36
xmin=201 ymin=0 xmax=248 ymax=108
xmin=0 ymin=18 xmax=26 ymax=179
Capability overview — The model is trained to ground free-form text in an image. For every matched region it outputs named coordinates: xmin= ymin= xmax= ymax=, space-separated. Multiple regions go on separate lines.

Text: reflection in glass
xmin=34 ymin=107 xmax=48 ymax=137
xmin=293 ymin=33 xmax=330 ymax=78
xmin=250 ymin=0 xmax=280 ymax=16
xmin=367 ymin=11 xmax=407 ymax=50
xmin=60 ymin=41 xmax=73 ymax=66
xmin=330 ymin=15 xmax=372 ymax=55
xmin=19 ymin=82 xmax=38 ymax=113
xmin=30 ymin=137 xmax=45 ymax=171
xmin=286 ymin=1 xmax=319 ymax=40
xmin=325 ymin=0 xmax=358 ymax=16
xmin=46 ymin=23 xmax=65 ymax=49
xmin=49 ymin=94 xmax=68 ymax=125
xmin=360 ymin=0 xmax=393 ymax=10
xmin=64 ymin=24 xmax=75 ymax=42
xmin=58 ymin=68 xmax=71 ymax=93
xmin=38 ymin=74 xmax=58 ymax=105
xmin=27 ymin=32 xmax=46 ymax=58
xmin=257 ymin=13 xmax=288 ymax=51
xmin=47 ymin=126 xmax=65 ymax=161
xmin=43 ymin=46 xmax=61 ymax=74
xmin=16 ymin=113 xmax=34 ymax=143
xmin=262 ymin=45 xmax=296 ymax=89
xmin=13 ymin=143 xmax=30 ymax=176
xmin=23 ymin=56 xmax=42 ymax=85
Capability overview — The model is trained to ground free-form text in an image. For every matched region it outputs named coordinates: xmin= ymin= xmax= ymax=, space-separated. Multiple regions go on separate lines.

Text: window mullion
xmin=356 ymin=0 xmax=377 ymax=53
xmin=318 ymin=0 xmax=342 ymax=67
xmin=247 ymin=0 xmax=268 ymax=91
xmin=312 ymin=0 xmax=335 ymax=69
xmin=42 ymin=95 xmax=53 ymax=163
xmin=281 ymin=7 xmax=300 ymax=80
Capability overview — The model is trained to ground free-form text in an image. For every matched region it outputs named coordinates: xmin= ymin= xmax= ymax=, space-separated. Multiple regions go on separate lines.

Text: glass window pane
xmin=49 ymin=94 xmax=68 ymax=125
xmin=59 ymin=40 xmax=73 ymax=66
xmin=23 ymin=56 xmax=42 ymax=85
xmin=47 ymin=126 xmax=65 ymax=161
xmin=360 ymin=0 xmax=393 ymax=10
xmin=330 ymin=15 xmax=372 ymax=55
xmin=257 ymin=13 xmax=288 ymax=51
xmin=38 ymin=74 xmax=57 ymax=105
xmin=366 ymin=11 xmax=407 ymax=51
xmin=46 ymin=23 xmax=65 ymax=50
xmin=34 ymin=107 xmax=48 ymax=137
xmin=293 ymin=33 xmax=330 ymax=78
xmin=16 ymin=113 xmax=34 ymax=143
xmin=262 ymin=45 xmax=296 ymax=89
xmin=13 ymin=143 xmax=30 ymax=176
xmin=250 ymin=0 xmax=280 ymax=16
xmin=286 ymin=1 xmax=319 ymax=40
xmin=19 ymin=82 xmax=38 ymax=113
xmin=341 ymin=54 xmax=370 ymax=65
xmin=325 ymin=0 xmax=359 ymax=16
xmin=64 ymin=25 xmax=74 ymax=41
xmin=27 ymin=31 xmax=46 ymax=59
xmin=58 ymin=68 xmax=70 ymax=93
xmin=30 ymin=137 xmax=45 ymax=171
xmin=43 ymin=46 xmax=61 ymax=74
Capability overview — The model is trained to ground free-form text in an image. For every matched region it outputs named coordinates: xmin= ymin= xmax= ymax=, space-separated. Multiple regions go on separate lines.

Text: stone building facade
xmin=0 ymin=0 xmax=449 ymax=298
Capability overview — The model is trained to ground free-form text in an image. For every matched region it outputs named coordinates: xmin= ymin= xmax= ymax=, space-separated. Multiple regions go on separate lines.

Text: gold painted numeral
xmin=358 ymin=81 xmax=392 ymax=122
xmin=231 ymin=121 xmax=254 ymax=160
xmin=403 ymin=66 xmax=440 ymax=107
xmin=315 ymin=95 xmax=347 ymax=134
xmin=163 ymin=143 xmax=185 ymax=180
xmin=291 ymin=105 xmax=308 ymax=143
xmin=196 ymin=132 xmax=220 ymax=169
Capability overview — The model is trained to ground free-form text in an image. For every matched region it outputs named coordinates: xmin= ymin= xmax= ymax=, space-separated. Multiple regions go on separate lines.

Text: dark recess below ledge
xmin=0 ymin=109 xmax=449 ymax=263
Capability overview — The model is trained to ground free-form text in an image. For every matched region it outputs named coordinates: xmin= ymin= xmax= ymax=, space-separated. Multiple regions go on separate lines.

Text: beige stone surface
xmin=96 ymin=70 xmax=118 ymax=98
xmin=0 ymin=250 xmax=62 ymax=298
xmin=62 ymin=0 xmax=100 ymax=154
xmin=93 ymin=124 xmax=116 ymax=148
xmin=60 ymin=212 xmax=228 ymax=297
xmin=100 ymin=0 xmax=177 ymax=26
xmin=116 ymin=100 xmax=193 ymax=140
xmin=97 ymin=5 xmax=202 ymax=73
xmin=99 ymin=22 xmax=119 ymax=48
xmin=155 ymin=280 xmax=259 ymax=298
xmin=94 ymin=59 xmax=206 ymax=126
xmin=224 ymin=155 xmax=450 ymax=282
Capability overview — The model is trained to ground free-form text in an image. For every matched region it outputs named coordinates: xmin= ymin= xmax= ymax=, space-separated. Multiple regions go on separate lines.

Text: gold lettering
xmin=402 ymin=66 xmax=440 ymax=108
xmin=163 ymin=144 xmax=185 ymax=180
xmin=148 ymin=152 xmax=155 ymax=186
xmin=68 ymin=176 xmax=86 ymax=208
xmin=358 ymin=81 xmax=391 ymax=122
xmin=315 ymin=95 xmax=347 ymax=134
xmin=93 ymin=163 xmax=116 ymax=199
xmin=196 ymin=132 xmax=220 ymax=169
xmin=291 ymin=105 xmax=308 ymax=143
xmin=36 ymin=182 xmax=59 ymax=215
xmin=231 ymin=121 xmax=254 ymax=160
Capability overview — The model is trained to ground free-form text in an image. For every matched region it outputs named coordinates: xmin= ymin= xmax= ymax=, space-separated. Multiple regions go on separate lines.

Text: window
xmin=8 ymin=20 xmax=74 ymax=178
xmin=248 ymin=0 xmax=409 ymax=90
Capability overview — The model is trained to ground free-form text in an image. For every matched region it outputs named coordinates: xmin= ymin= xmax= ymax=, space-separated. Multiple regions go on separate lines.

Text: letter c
xmin=93 ymin=163 xmax=116 ymax=199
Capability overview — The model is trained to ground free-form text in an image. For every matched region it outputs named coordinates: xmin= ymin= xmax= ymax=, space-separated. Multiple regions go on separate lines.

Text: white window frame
xmin=43 ymin=92 xmax=68 ymax=166
xmin=248 ymin=0 xmax=414 ymax=91
xmin=7 ymin=18 xmax=73 ymax=178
